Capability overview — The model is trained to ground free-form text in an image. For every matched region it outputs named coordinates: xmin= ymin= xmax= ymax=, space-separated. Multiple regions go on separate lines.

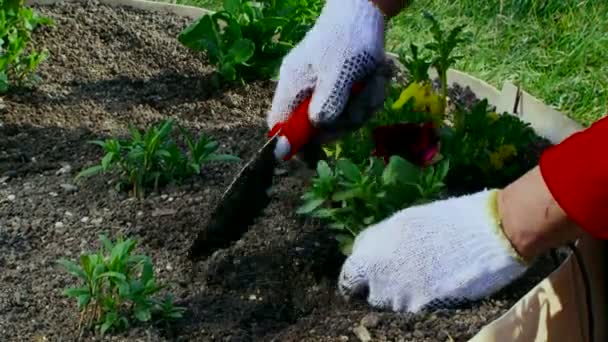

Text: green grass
xmin=171 ymin=0 xmax=607 ymax=126
xmin=388 ymin=0 xmax=607 ymax=126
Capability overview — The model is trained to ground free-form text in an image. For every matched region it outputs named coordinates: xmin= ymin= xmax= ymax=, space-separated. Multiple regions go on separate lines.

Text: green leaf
xmin=223 ymin=0 xmax=241 ymax=15
xmin=98 ymin=271 xmax=127 ymax=281
xmin=117 ymin=279 xmax=130 ymax=297
xmin=296 ymin=198 xmax=325 ymax=214
xmin=100 ymin=312 xmax=116 ymax=335
xmin=316 ymin=160 xmax=332 ymax=179
xmin=382 ymin=156 xmax=421 ymax=186
xmin=101 ymin=152 xmax=114 ymax=170
xmin=331 ymin=188 xmax=362 ymax=202
xmin=0 ymin=72 xmax=8 ymax=93
xmin=77 ymin=294 xmax=91 ymax=308
xmin=311 ymin=208 xmax=335 ymax=219
xmin=141 ymin=259 xmax=154 ymax=285
xmin=178 ymin=15 xmax=221 ymax=59
xmin=436 ymin=159 xmax=450 ymax=181
xmin=63 ymin=286 xmax=89 ymax=298
xmin=335 ymin=234 xmax=354 ymax=256
xmin=227 ymin=39 xmax=255 ymax=64
xmin=336 ymin=159 xmax=361 ymax=182
xmin=219 ymin=63 xmax=237 ymax=81
xmin=75 ymin=165 xmax=104 ymax=180
xmin=134 ymin=306 xmax=152 ymax=322
xmin=57 ymin=259 xmax=87 ymax=280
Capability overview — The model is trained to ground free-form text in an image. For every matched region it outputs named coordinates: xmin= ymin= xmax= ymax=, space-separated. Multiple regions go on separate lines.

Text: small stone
xmin=274 ymin=168 xmax=288 ymax=176
xmin=339 ymin=336 xmax=349 ymax=342
xmin=137 ymin=211 xmax=144 ymax=217
xmin=56 ymin=164 xmax=72 ymax=175
xmin=55 ymin=222 xmax=64 ymax=229
xmin=7 ymin=194 xmax=15 ymax=201
xmin=166 ymin=263 xmax=173 ymax=271
xmin=248 ymin=294 xmax=257 ymax=301
xmin=161 ymin=194 xmax=168 ymax=200
xmin=60 ymin=184 xmax=78 ymax=193
xmin=353 ymin=325 xmax=372 ymax=342
xmin=91 ymin=217 xmax=103 ymax=225
xmin=413 ymin=330 xmax=424 ymax=339
xmin=65 ymin=211 xmax=74 ymax=217
xmin=49 ymin=192 xmax=58 ymax=197
xmin=80 ymin=216 xmax=90 ymax=223
xmin=361 ymin=313 xmax=380 ymax=328
xmin=151 ymin=208 xmax=177 ymax=217
xmin=168 ymin=197 xmax=174 ymax=202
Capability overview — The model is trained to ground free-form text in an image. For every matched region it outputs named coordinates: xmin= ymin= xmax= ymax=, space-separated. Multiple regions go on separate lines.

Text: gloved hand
xmin=338 ymin=189 xmax=531 ymax=312
xmin=267 ymin=0 xmax=387 ymax=136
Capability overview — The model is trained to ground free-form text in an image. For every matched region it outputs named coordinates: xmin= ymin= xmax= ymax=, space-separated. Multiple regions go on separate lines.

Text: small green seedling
xmin=58 ymin=235 xmax=186 ymax=335
xmin=76 ymin=119 xmax=240 ymax=198
xmin=0 ymin=0 xmax=53 ymax=92
xmin=423 ymin=11 xmax=468 ymax=114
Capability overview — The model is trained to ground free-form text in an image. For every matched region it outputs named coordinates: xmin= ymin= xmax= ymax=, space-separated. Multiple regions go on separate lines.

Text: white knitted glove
xmin=338 ymin=189 xmax=530 ymax=313
xmin=267 ymin=0 xmax=386 ymax=131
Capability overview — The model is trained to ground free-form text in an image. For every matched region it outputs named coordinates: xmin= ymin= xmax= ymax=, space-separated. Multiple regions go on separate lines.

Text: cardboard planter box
xmin=27 ymin=0 xmax=607 ymax=340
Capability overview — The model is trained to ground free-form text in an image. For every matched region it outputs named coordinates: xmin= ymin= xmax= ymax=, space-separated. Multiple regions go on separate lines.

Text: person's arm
xmin=498 ymin=166 xmax=586 ymax=261
xmin=370 ymin=0 xmax=411 ymax=17
xmin=500 ymin=115 xmax=608 ymax=260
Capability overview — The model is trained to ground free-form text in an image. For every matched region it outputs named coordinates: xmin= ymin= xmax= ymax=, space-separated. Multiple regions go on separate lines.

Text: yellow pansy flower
xmin=487 ymin=111 xmax=499 ymax=123
xmin=489 ymin=144 xmax=517 ymax=170
xmin=392 ymin=81 xmax=445 ymax=121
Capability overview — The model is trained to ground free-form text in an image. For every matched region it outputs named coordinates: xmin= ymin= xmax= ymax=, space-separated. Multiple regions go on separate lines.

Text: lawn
xmin=172 ymin=0 xmax=607 ymax=127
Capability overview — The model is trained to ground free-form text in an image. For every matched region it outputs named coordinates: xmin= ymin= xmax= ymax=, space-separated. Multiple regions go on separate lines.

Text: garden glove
xmin=267 ymin=0 xmax=387 ymax=135
xmin=338 ymin=189 xmax=530 ymax=313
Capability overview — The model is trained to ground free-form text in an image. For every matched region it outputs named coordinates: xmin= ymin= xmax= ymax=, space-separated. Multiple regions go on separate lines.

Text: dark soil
xmin=0 ymin=1 xmax=564 ymax=341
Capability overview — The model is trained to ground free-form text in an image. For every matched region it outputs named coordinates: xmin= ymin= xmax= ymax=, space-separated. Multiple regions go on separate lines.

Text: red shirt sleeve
xmin=539 ymin=115 xmax=608 ymax=239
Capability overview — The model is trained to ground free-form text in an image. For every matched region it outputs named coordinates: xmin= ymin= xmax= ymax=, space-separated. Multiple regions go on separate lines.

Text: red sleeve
xmin=539 ymin=115 xmax=608 ymax=239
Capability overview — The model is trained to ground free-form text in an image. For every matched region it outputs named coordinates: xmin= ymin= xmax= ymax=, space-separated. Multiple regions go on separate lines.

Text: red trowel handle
xmin=268 ymin=82 xmax=366 ymax=161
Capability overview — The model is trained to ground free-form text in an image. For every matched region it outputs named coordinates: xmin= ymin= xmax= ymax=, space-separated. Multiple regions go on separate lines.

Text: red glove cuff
xmin=539 ymin=116 xmax=608 ymax=239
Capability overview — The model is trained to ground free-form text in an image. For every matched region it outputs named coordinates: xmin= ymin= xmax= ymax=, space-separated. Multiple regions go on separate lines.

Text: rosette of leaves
xmin=298 ymin=156 xmax=449 ymax=255
xmin=76 ymin=119 xmax=240 ymax=198
xmin=178 ymin=0 xmax=321 ymax=82
xmin=0 ymin=0 xmax=53 ymax=92
xmin=58 ymin=235 xmax=185 ymax=335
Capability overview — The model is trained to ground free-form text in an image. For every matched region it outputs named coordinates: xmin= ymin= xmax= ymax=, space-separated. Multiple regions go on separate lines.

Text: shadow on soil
xmin=0 ymin=119 xmax=265 ymax=177
xmin=0 ymin=124 xmax=99 ymax=176
xmin=10 ymin=69 xmax=245 ymax=114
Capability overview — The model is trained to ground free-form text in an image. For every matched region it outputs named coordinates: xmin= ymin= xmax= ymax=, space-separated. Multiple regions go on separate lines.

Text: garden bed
xmin=0 ymin=1 xmax=566 ymax=341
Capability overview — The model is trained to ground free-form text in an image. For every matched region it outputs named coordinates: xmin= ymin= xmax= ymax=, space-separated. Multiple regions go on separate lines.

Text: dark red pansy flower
xmin=372 ymin=123 xmax=440 ymax=167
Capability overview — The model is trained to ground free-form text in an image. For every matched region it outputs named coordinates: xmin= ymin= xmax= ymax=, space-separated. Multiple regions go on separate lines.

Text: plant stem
xmin=441 ymin=68 xmax=448 ymax=116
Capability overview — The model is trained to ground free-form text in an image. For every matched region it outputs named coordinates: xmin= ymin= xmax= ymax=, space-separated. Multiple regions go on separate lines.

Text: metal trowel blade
xmin=188 ymin=133 xmax=280 ymax=260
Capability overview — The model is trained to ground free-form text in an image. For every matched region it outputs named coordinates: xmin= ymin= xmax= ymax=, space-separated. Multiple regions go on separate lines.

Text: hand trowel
xmin=187 ymin=61 xmax=394 ymax=260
